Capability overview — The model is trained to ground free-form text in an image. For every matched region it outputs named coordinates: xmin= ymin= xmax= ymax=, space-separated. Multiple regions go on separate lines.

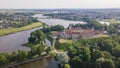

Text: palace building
xmin=51 ymin=24 xmax=99 ymax=40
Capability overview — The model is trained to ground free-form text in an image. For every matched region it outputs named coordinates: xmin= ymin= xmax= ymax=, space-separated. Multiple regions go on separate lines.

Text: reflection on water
xmin=39 ymin=19 xmax=86 ymax=28
xmin=16 ymin=58 xmax=59 ymax=68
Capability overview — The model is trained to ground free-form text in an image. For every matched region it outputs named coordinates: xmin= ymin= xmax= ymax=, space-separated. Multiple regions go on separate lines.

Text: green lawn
xmin=90 ymin=34 xmax=110 ymax=38
xmin=59 ymin=39 xmax=73 ymax=44
xmin=0 ymin=22 xmax=43 ymax=36
xmin=103 ymin=19 xmax=120 ymax=24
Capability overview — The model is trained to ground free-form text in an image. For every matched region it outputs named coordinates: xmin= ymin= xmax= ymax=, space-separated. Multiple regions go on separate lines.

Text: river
xmin=0 ymin=27 xmax=41 ymax=53
xmin=0 ymin=14 xmax=86 ymax=53
xmin=39 ymin=19 xmax=86 ymax=28
xmin=16 ymin=58 xmax=59 ymax=68
xmin=0 ymin=14 xmax=86 ymax=68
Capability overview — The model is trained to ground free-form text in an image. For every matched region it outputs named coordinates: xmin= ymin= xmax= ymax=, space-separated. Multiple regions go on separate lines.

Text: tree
xmin=91 ymin=50 xmax=102 ymax=62
xmin=0 ymin=54 xmax=8 ymax=65
xmin=50 ymin=24 xmax=64 ymax=31
xmin=9 ymin=52 xmax=17 ymax=62
xmin=28 ymin=30 xmax=46 ymax=44
xmin=95 ymin=58 xmax=115 ymax=68
xmin=30 ymin=44 xmax=45 ymax=57
xmin=36 ymin=44 xmax=45 ymax=56
xmin=56 ymin=52 xmax=70 ymax=68
xmin=95 ymin=58 xmax=104 ymax=68
xmin=100 ymin=39 xmax=114 ymax=52
xmin=28 ymin=31 xmax=37 ymax=43
xmin=64 ymin=64 xmax=70 ymax=68
xmin=56 ymin=52 xmax=70 ymax=64
xmin=17 ymin=50 xmax=28 ymax=62
xmin=112 ymin=48 xmax=120 ymax=57
xmin=36 ymin=30 xmax=46 ymax=44
xmin=108 ymin=25 xmax=118 ymax=34
xmin=45 ymin=46 xmax=53 ymax=54
xmin=102 ymin=59 xmax=115 ymax=68
xmin=71 ymin=56 xmax=82 ymax=68
xmin=82 ymin=47 xmax=91 ymax=61
xmin=31 ymin=45 xmax=38 ymax=56
xmin=42 ymin=24 xmax=64 ymax=33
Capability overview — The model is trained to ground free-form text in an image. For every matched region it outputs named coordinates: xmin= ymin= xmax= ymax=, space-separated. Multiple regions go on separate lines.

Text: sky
xmin=0 ymin=0 xmax=120 ymax=9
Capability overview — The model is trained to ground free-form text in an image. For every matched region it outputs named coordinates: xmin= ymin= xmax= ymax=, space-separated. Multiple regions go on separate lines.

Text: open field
xmin=90 ymin=34 xmax=110 ymax=38
xmin=0 ymin=22 xmax=43 ymax=36
xmin=59 ymin=39 xmax=73 ymax=44
xmin=103 ymin=19 xmax=120 ymax=24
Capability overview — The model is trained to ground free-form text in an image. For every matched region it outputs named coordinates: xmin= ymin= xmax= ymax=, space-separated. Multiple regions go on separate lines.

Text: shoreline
xmin=3 ymin=55 xmax=49 ymax=68
xmin=0 ymin=22 xmax=43 ymax=37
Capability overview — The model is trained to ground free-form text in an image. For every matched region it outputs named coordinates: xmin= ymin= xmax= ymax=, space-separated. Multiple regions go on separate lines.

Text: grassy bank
xmin=0 ymin=22 xmax=43 ymax=36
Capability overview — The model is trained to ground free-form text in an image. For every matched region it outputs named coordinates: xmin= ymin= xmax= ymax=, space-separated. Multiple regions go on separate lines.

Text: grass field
xmin=103 ymin=19 xmax=120 ymax=24
xmin=59 ymin=39 xmax=73 ymax=44
xmin=0 ymin=22 xmax=43 ymax=36
xmin=90 ymin=34 xmax=110 ymax=38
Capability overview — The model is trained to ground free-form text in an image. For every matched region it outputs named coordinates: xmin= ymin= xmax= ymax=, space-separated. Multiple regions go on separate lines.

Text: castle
xmin=51 ymin=24 xmax=99 ymax=40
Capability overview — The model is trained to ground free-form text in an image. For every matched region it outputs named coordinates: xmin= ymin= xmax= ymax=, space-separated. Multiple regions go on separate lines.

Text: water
xmin=39 ymin=19 xmax=86 ymax=28
xmin=0 ymin=14 xmax=85 ymax=53
xmin=0 ymin=14 xmax=85 ymax=68
xmin=36 ymin=14 xmax=86 ymax=28
xmin=16 ymin=58 xmax=59 ymax=68
xmin=0 ymin=27 xmax=42 ymax=53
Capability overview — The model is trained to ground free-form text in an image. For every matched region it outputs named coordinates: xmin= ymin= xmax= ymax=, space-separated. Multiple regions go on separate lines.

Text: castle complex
xmin=51 ymin=24 xmax=99 ymax=40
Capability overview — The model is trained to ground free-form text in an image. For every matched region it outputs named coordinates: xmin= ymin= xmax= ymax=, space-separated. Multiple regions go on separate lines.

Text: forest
xmin=28 ymin=25 xmax=120 ymax=68
xmin=56 ymin=36 xmax=120 ymax=68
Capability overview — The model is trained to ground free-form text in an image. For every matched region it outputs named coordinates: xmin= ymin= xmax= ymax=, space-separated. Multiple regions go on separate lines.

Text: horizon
xmin=1 ymin=8 xmax=120 ymax=10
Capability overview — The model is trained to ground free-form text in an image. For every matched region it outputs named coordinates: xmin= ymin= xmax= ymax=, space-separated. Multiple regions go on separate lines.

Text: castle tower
xmin=68 ymin=23 xmax=73 ymax=29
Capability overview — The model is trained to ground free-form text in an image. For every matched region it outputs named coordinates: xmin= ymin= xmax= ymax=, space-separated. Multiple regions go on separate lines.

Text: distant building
xmin=51 ymin=31 xmax=61 ymax=37
xmin=51 ymin=27 xmax=99 ymax=40
xmin=63 ymin=28 xmax=99 ymax=40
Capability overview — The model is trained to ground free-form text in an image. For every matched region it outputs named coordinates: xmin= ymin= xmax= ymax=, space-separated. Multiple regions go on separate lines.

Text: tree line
xmin=41 ymin=24 xmax=64 ymax=33
xmin=56 ymin=36 xmax=120 ymax=68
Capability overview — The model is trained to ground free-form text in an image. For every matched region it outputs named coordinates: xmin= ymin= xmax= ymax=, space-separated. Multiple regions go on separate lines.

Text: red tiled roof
xmin=51 ymin=32 xmax=61 ymax=36
xmin=65 ymin=28 xmax=96 ymax=35
xmin=70 ymin=28 xmax=82 ymax=30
